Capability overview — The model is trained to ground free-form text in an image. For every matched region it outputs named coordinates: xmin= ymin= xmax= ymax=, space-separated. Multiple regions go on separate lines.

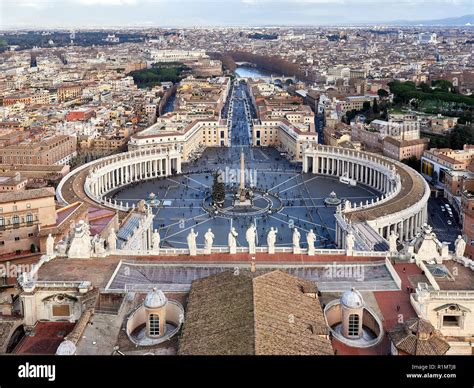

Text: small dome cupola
xmin=144 ymin=288 xmax=167 ymax=309
xmin=341 ymin=287 xmax=364 ymax=309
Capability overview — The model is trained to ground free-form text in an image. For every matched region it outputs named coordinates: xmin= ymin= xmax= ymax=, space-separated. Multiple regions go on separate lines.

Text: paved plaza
xmin=109 ymin=82 xmax=379 ymax=249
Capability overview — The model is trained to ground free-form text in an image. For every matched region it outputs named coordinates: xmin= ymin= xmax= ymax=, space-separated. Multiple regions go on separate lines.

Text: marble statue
xmin=228 ymin=227 xmax=239 ymax=254
xmin=307 ymin=229 xmax=316 ymax=256
xmin=92 ymin=235 xmax=106 ymax=255
xmin=407 ymin=223 xmax=448 ymax=264
xmin=187 ymin=228 xmax=199 ymax=256
xmin=346 ymin=230 xmax=355 ymax=253
xmin=46 ymin=233 xmax=55 ymax=257
xmin=204 ymin=228 xmax=215 ymax=255
xmin=441 ymin=242 xmax=450 ymax=259
xmin=246 ymin=224 xmax=257 ymax=254
xmin=137 ymin=199 xmax=146 ymax=213
xmin=250 ymin=259 xmax=256 ymax=273
xmin=389 ymin=230 xmax=398 ymax=254
xmin=82 ymin=221 xmax=91 ymax=240
xmin=56 ymin=240 xmax=68 ymax=256
xmin=107 ymin=228 xmax=117 ymax=252
xmin=293 ymin=228 xmax=301 ymax=254
xmin=68 ymin=220 xmax=93 ymax=259
xmin=267 ymin=227 xmax=278 ymax=254
xmin=455 ymin=235 xmax=466 ymax=258
xmin=152 ymin=229 xmax=161 ymax=252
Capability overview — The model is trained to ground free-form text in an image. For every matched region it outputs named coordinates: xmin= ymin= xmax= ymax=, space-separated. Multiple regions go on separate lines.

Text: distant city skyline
xmin=1 ymin=0 xmax=473 ymax=29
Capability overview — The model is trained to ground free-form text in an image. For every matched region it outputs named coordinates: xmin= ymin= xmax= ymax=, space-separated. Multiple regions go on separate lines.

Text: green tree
xmin=432 ymin=79 xmax=453 ymax=92
xmin=344 ymin=109 xmax=358 ymax=124
xmin=373 ymin=98 xmax=379 ymax=114
xmin=401 ymin=156 xmax=421 ymax=171
xmin=449 ymin=125 xmax=474 ymax=150
xmin=377 ymin=88 xmax=389 ymax=99
xmin=419 ymin=82 xmax=432 ymax=93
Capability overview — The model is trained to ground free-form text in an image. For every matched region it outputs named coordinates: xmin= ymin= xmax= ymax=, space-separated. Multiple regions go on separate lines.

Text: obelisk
xmin=235 ymin=148 xmax=251 ymax=207
xmin=240 ymin=149 xmax=245 ymax=187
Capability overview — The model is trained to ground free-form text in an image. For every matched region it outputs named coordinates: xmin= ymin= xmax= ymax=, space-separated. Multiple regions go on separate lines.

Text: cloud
xmin=3 ymin=0 xmax=472 ymax=28
xmin=240 ymin=0 xmax=472 ymax=4
xmin=72 ymin=0 xmax=140 ymax=5
xmin=9 ymin=0 xmax=142 ymax=7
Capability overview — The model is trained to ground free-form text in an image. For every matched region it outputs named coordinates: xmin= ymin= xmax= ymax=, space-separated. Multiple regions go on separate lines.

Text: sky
xmin=0 ymin=0 xmax=473 ymax=29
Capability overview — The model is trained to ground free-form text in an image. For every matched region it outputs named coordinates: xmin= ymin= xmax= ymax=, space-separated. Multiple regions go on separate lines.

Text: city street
xmin=427 ymin=197 xmax=462 ymax=249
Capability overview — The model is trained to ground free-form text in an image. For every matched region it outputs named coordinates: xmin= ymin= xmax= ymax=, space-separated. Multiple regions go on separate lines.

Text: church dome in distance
xmin=341 ymin=287 xmax=364 ymax=309
xmin=144 ymin=288 xmax=167 ymax=309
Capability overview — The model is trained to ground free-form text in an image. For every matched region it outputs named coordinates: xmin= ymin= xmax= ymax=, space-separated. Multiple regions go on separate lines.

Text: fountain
xmin=324 ymin=191 xmax=342 ymax=206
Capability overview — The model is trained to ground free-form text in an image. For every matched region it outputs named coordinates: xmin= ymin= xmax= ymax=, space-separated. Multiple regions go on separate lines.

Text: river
xmin=235 ymin=65 xmax=281 ymax=79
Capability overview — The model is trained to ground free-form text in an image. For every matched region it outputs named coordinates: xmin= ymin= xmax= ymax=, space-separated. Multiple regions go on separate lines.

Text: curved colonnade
xmin=303 ymin=145 xmax=430 ymax=250
xmin=57 ymin=147 xmax=182 ymax=212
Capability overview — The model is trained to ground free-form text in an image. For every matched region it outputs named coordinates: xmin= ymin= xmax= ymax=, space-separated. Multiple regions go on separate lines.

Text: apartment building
xmin=56 ymin=83 xmax=82 ymax=102
xmin=0 ymin=135 xmax=77 ymax=166
xmin=421 ymin=145 xmax=474 ymax=184
xmin=253 ymin=119 xmax=318 ymax=160
xmin=0 ymin=187 xmax=56 ymax=255
xmin=129 ymin=118 xmax=229 ymax=161
xmin=336 ymin=95 xmax=378 ymax=113
xmin=383 ymin=137 xmax=429 ymax=161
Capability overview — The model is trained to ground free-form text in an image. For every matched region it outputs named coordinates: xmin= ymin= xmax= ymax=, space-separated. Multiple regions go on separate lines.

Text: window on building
xmin=348 ymin=314 xmax=360 ymax=337
xmin=442 ymin=315 xmax=460 ymax=327
xmin=12 ymin=215 xmax=19 ymax=228
xmin=26 ymin=213 xmax=33 ymax=224
xmin=149 ymin=314 xmax=160 ymax=336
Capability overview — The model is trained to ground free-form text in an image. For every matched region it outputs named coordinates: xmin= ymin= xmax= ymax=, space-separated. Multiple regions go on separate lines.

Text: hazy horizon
xmin=1 ymin=0 xmax=473 ymax=29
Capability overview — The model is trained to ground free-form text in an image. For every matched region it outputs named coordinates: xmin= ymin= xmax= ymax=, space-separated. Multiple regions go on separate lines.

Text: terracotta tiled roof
xmin=388 ymin=317 xmax=450 ymax=355
xmin=178 ymin=270 xmax=333 ymax=355
xmin=0 ymin=187 xmax=55 ymax=204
